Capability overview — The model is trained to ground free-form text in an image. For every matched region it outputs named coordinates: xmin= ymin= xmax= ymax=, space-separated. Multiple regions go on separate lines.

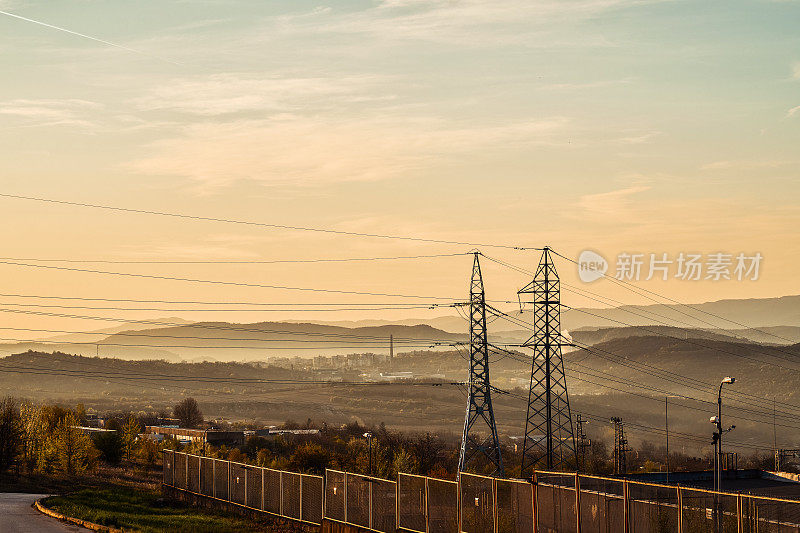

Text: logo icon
xmin=578 ymin=250 xmax=608 ymax=283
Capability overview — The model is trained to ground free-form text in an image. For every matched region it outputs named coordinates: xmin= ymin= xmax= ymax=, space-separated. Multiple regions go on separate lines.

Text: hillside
xmin=3 ymin=335 xmax=799 ymax=454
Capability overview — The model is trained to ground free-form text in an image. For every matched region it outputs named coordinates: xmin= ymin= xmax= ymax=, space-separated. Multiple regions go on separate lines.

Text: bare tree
xmin=174 ymin=398 xmax=203 ymax=428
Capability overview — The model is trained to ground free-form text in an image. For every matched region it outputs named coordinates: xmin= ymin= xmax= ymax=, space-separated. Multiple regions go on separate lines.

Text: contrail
xmin=0 ymin=9 xmax=183 ymax=66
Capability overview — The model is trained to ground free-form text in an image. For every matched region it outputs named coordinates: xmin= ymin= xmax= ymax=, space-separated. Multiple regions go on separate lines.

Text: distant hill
xmin=314 ymin=295 xmax=800 ymax=336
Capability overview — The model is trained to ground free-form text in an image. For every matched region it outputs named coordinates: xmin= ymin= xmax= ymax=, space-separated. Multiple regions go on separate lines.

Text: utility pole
xmin=611 ymin=417 xmax=628 ymax=476
xmin=519 ymin=247 xmax=577 ymax=477
xmin=458 ymin=252 xmax=503 ymax=476
xmin=389 ymin=335 xmax=394 ymax=361
xmin=576 ymin=414 xmax=591 ymax=472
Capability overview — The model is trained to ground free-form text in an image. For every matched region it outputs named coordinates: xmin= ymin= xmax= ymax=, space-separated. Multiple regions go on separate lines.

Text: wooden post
xmin=300 ymin=475 xmax=304 ymax=522
xmin=343 ymin=472 xmax=348 ymax=525
xmin=623 ymin=481 xmax=630 ymax=533
xmin=212 ymin=459 xmax=216 ymax=499
xmin=244 ymin=466 xmax=248 ymax=508
xmin=262 ymin=468 xmax=265 ymax=511
xmin=677 ymin=486 xmax=683 ymax=533
xmin=575 ymin=473 xmax=582 ymax=533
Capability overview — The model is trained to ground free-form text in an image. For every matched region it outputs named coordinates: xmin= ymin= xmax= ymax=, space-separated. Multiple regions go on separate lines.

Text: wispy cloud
xmin=133 ymin=74 xmax=391 ymax=116
xmin=787 ymin=105 xmax=800 ymax=118
xmin=700 ymin=160 xmax=788 ymax=170
xmin=0 ymin=98 xmax=101 ymax=127
xmin=127 ymin=115 xmax=569 ymax=189
xmin=264 ymin=0 xmax=653 ymax=47
xmin=577 ymin=184 xmax=651 ymax=216
xmin=792 ymin=62 xmax=800 ymax=79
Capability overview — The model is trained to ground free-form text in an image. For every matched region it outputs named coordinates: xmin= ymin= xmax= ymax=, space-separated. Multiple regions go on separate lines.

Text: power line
xmin=0 ymin=291 xmax=449 ymax=307
xmin=0 ymin=193 xmax=539 ymax=250
xmin=0 ymin=308 xmax=470 ymax=343
xmin=0 ymin=259 xmax=459 ymax=300
xmin=549 ymin=249 xmax=798 ymax=345
xmin=0 ymin=301 xmax=444 ymax=313
xmin=0 ymin=252 xmax=469 ymax=264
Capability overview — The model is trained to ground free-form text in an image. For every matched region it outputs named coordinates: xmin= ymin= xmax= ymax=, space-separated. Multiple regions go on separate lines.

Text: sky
xmin=0 ymin=0 xmax=798 ymax=338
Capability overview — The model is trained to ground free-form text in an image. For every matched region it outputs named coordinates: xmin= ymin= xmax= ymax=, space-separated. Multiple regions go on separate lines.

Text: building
xmin=144 ymin=426 xmax=245 ymax=446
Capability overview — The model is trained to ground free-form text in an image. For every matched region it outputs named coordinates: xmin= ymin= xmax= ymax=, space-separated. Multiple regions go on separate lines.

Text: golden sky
xmin=0 ymin=0 xmax=798 ymax=338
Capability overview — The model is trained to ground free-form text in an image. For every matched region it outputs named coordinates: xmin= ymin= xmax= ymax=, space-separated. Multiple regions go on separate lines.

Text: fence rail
xmin=163 ymin=451 xmax=800 ymax=532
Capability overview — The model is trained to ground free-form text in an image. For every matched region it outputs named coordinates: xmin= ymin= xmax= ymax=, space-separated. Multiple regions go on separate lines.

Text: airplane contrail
xmin=0 ymin=9 xmax=183 ymax=66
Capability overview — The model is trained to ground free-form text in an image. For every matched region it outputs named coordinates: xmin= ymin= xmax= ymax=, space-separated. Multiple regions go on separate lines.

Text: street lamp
xmin=717 ymin=377 xmax=735 ymax=493
xmin=363 ymin=432 xmax=374 ymax=476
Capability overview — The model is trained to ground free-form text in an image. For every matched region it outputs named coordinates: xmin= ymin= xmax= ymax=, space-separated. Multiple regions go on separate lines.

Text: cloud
xmin=700 ymin=160 xmax=787 ymax=170
xmin=133 ymin=74 xmax=390 ymax=116
xmin=793 ymin=62 xmax=800 ymax=79
xmin=267 ymin=0 xmax=654 ymax=47
xmin=0 ymin=98 xmax=101 ymax=127
xmin=787 ymin=105 xmax=800 ymax=118
xmin=127 ymin=115 xmax=569 ymax=189
xmin=577 ymin=184 xmax=651 ymax=216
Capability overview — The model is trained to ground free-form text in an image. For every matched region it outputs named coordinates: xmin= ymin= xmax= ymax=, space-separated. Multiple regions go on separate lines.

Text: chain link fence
xmin=325 ymin=470 xmax=397 ymax=533
xmin=164 ymin=451 xmax=800 ymax=532
xmin=163 ymin=450 xmax=323 ymax=526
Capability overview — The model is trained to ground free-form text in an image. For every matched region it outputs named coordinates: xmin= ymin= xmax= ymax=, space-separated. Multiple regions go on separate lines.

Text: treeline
xmin=0 ymin=395 xmax=777 ymax=481
xmin=0 ymin=396 xmax=173 ymax=477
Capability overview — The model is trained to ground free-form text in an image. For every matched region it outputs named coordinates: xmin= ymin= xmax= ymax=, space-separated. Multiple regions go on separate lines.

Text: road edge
xmin=33 ymin=498 xmax=125 ymax=533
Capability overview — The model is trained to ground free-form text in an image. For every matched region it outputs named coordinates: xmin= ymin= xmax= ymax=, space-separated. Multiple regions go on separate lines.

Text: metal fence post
xmin=171 ymin=450 xmax=175 ymax=487
xmin=212 ymin=459 xmax=216 ymax=498
xmin=280 ymin=471 xmax=284 ymax=517
xmin=424 ymin=476 xmax=430 ymax=533
xmin=300 ymin=475 xmax=304 ymax=522
xmin=575 ymin=473 xmax=582 ymax=533
xmin=198 ymin=455 xmax=201 ymax=494
xmin=457 ymin=472 xmax=462 ymax=533
xmin=493 ymin=477 xmax=498 ymax=533
xmin=185 ymin=452 xmax=189 ymax=490
xmin=344 ymin=472 xmax=348 ymax=525
xmin=244 ymin=466 xmax=248 ymax=507
xmin=737 ymin=493 xmax=743 ymax=533
xmin=227 ymin=459 xmax=231 ymax=502
xmin=677 ymin=486 xmax=683 ymax=533
xmin=532 ymin=471 xmax=538 ymax=533
xmin=623 ymin=480 xmax=630 ymax=533
xmin=369 ymin=478 xmax=374 ymax=531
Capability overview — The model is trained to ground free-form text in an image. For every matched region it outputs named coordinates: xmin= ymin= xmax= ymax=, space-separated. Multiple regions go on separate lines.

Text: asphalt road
xmin=0 ymin=493 xmax=82 ymax=533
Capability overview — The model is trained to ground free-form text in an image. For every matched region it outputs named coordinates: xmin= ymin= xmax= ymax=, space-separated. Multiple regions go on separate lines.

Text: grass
xmin=44 ymin=486 xmax=273 ymax=532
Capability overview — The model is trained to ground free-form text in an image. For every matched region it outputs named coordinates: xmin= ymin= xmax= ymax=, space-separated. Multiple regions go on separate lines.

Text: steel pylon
xmin=458 ymin=252 xmax=503 ymax=476
xmin=519 ymin=247 xmax=577 ymax=477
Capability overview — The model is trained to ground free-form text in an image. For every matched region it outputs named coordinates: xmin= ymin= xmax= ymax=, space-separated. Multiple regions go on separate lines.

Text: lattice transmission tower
xmin=519 ymin=247 xmax=577 ymax=477
xmin=458 ymin=252 xmax=503 ymax=476
xmin=612 ymin=417 xmax=629 ymax=475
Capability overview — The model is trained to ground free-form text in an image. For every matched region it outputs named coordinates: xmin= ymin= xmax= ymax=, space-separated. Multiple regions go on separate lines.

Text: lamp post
xmin=717 ymin=377 xmax=735 ymax=493
xmin=363 ymin=432 xmax=374 ymax=476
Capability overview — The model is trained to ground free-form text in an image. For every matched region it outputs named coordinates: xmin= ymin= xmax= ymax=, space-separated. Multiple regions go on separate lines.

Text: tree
xmin=0 ymin=397 xmax=21 ymax=473
xmin=174 ymin=398 xmax=203 ymax=428
xmin=121 ymin=416 xmax=141 ymax=462
xmin=53 ymin=412 xmax=98 ymax=474
xmin=92 ymin=431 xmax=123 ymax=465
xmin=289 ymin=442 xmax=330 ymax=475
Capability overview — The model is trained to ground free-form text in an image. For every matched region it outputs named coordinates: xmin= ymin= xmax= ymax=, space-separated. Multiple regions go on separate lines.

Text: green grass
xmin=44 ymin=486 xmax=272 ymax=532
